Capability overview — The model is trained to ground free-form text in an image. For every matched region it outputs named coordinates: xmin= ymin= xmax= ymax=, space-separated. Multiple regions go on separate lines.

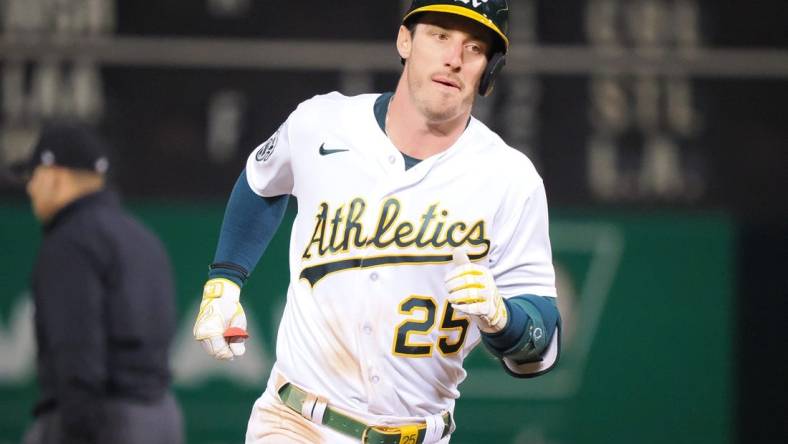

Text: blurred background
xmin=0 ymin=0 xmax=786 ymax=443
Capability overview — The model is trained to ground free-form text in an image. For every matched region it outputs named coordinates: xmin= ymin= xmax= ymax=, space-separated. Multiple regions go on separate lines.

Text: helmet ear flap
xmin=479 ymin=52 xmax=506 ymax=97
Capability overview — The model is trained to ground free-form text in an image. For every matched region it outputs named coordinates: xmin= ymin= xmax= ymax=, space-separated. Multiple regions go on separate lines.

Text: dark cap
xmin=26 ymin=121 xmax=110 ymax=175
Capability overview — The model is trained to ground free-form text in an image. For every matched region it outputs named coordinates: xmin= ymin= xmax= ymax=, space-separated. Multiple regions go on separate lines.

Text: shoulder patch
xmin=255 ymin=126 xmax=281 ymax=162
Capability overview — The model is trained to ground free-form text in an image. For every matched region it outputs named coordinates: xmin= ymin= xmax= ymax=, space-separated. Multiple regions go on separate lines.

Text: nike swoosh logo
xmin=319 ymin=143 xmax=349 ymax=156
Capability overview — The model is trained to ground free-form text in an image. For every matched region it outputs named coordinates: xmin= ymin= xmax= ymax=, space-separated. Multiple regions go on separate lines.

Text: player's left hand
xmin=444 ymin=249 xmax=508 ymax=333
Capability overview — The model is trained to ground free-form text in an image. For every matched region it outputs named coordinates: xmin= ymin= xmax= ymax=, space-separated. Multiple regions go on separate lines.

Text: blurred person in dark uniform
xmin=17 ymin=121 xmax=183 ymax=444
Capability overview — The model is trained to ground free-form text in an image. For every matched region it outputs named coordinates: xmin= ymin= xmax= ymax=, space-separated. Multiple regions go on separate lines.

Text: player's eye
xmin=466 ymin=44 xmax=482 ymax=54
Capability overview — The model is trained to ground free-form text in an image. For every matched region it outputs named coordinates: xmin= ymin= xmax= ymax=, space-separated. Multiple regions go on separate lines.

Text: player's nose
xmin=443 ymin=39 xmax=463 ymax=70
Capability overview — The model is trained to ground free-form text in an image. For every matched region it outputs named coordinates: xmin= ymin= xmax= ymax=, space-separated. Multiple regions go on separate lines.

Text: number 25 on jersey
xmin=393 ymin=295 xmax=470 ymax=357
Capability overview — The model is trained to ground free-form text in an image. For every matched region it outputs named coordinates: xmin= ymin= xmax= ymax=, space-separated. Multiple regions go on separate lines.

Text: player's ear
xmin=397 ymin=25 xmax=413 ymax=60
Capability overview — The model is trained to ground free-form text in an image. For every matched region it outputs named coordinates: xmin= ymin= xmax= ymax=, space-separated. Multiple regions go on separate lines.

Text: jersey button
xmin=363 ymin=324 xmax=373 ymax=334
xmin=387 ymin=154 xmax=396 ymax=164
xmin=369 ymin=272 xmax=379 ymax=281
xmin=370 ymin=375 xmax=380 ymax=384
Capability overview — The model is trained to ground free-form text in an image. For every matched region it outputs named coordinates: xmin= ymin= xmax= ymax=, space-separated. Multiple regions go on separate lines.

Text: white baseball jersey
xmin=246 ymin=92 xmax=556 ymax=424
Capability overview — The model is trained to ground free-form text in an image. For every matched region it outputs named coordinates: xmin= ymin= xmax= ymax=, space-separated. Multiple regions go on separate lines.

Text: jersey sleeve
xmin=485 ymin=157 xmax=560 ymax=376
xmin=489 ymin=177 xmax=557 ymax=298
xmin=245 ymin=115 xmax=295 ymax=197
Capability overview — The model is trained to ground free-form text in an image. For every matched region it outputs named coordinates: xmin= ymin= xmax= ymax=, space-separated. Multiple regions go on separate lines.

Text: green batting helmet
xmin=402 ymin=0 xmax=510 ymax=96
xmin=402 ymin=0 xmax=510 ymax=54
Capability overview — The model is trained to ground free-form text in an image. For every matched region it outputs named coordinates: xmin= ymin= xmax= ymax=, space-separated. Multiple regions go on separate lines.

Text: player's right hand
xmin=193 ymin=278 xmax=248 ymax=360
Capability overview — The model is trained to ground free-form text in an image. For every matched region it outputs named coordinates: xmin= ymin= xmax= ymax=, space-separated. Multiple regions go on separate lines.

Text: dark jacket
xmin=31 ymin=189 xmax=176 ymax=444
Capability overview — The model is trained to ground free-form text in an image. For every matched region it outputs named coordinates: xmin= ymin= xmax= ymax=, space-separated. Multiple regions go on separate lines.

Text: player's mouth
xmin=432 ymin=75 xmax=462 ymax=91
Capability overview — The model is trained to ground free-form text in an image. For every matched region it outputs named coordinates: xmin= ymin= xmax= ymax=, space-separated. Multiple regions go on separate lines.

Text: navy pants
xmin=22 ymin=393 xmax=182 ymax=444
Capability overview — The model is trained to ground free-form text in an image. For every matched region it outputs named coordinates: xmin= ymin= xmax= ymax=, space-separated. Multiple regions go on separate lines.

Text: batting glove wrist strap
xmin=193 ymin=278 xmax=247 ymax=360
xmin=208 ymin=262 xmax=249 ymax=286
xmin=444 ymin=249 xmax=508 ymax=334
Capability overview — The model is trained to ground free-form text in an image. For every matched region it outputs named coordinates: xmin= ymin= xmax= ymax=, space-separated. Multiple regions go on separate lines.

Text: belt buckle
xmin=363 ymin=424 xmax=420 ymax=444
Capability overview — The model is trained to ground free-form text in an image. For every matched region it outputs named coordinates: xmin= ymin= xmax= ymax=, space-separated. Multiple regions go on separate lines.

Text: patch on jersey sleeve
xmin=255 ymin=126 xmax=281 ymax=163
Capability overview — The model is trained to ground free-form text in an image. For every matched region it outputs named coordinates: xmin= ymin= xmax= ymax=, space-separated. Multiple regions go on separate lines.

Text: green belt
xmin=278 ymin=383 xmax=452 ymax=444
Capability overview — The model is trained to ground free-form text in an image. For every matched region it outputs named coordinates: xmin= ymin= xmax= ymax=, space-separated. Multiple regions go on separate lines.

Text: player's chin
xmin=423 ymin=101 xmax=462 ymax=122
xmin=418 ymin=90 xmax=466 ymax=120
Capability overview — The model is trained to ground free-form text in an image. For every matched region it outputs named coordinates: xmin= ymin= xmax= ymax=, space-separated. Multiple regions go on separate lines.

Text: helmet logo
xmin=454 ymin=0 xmax=489 ymax=8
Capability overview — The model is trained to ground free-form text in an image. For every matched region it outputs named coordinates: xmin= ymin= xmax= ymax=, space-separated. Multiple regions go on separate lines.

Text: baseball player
xmin=193 ymin=1 xmax=561 ymax=443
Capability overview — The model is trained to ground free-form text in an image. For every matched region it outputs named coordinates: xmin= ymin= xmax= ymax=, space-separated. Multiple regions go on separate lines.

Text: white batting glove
xmin=444 ymin=249 xmax=508 ymax=333
xmin=193 ymin=278 xmax=248 ymax=360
